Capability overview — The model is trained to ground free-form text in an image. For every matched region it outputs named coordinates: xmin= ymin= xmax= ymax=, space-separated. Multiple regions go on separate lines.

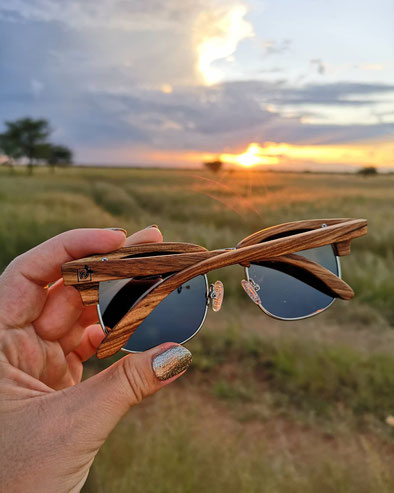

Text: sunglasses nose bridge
xmin=241 ymin=279 xmax=262 ymax=305
xmin=208 ymin=280 xmax=224 ymax=312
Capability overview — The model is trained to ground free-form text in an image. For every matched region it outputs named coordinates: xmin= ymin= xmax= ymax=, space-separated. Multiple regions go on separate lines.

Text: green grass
xmin=1 ymin=165 xmax=394 ymax=492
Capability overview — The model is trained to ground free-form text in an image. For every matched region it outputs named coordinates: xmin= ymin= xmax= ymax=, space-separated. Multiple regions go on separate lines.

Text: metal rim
xmin=244 ymin=248 xmax=341 ymax=322
xmin=97 ymin=274 xmax=209 ymax=354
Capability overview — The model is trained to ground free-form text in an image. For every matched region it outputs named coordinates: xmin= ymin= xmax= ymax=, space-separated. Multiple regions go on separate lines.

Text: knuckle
xmin=120 ymin=357 xmax=152 ymax=405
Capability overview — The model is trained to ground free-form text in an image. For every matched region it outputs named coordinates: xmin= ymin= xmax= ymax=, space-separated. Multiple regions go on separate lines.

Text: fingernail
xmin=145 ymin=224 xmax=159 ymax=229
xmin=105 ymin=228 xmax=127 ymax=235
xmin=152 ymin=346 xmax=192 ymax=381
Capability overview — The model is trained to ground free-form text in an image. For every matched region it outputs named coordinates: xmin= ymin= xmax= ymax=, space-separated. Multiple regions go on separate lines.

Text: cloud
xmin=30 ymin=78 xmax=44 ymax=97
xmin=358 ymin=64 xmax=384 ymax=71
xmin=263 ymin=39 xmax=291 ymax=56
xmin=0 ymin=0 xmax=254 ymax=88
xmin=278 ymin=82 xmax=394 ymax=106
xmin=0 ymin=0 xmax=209 ymax=31
xmin=310 ymin=58 xmax=326 ymax=75
xmin=195 ymin=3 xmax=254 ymax=84
xmin=61 ymin=80 xmax=394 ymax=154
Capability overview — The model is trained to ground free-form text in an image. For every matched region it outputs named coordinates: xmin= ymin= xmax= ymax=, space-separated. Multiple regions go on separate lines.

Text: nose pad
xmin=241 ymin=279 xmax=262 ymax=305
xmin=208 ymin=280 xmax=224 ymax=312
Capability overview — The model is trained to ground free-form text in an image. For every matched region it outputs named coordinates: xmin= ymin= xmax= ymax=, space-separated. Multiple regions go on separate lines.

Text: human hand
xmin=0 ymin=227 xmax=192 ymax=492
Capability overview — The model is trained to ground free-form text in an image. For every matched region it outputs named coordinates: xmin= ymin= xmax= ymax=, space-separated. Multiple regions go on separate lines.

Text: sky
xmin=0 ymin=0 xmax=393 ymax=170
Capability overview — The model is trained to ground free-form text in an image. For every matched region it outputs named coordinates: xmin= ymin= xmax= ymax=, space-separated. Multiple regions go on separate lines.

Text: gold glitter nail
xmin=152 ymin=346 xmax=192 ymax=381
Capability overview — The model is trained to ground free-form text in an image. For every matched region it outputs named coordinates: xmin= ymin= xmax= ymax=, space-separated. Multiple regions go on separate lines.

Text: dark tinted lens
xmin=247 ymin=244 xmax=339 ymax=319
xmin=99 ymin=275 xmax=208 ymax=352
xmin=99 ymin=277 xmax=162 ymax=329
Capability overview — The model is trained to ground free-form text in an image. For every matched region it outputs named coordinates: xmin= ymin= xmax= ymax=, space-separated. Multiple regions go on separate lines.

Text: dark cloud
xmin=81 ymin=80 xmax=394 ymax=152
xmin=281 ymin=82 xmax=394 ymax=106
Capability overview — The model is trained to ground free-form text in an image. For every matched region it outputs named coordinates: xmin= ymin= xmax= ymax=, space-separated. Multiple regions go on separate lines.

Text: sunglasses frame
xmin=61 ymin=218 xmax=367 ymax=358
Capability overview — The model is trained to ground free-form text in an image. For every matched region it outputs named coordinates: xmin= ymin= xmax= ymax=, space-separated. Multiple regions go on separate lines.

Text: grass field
xmin=1 ymin=165 xmax=394 ymax=492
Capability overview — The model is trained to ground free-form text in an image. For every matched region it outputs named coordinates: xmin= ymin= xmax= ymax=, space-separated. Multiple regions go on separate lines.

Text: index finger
xmin=13 ymin=228 xmax=128 ymax=286
xmin=0 ymin=229 xmax=127 ymax=327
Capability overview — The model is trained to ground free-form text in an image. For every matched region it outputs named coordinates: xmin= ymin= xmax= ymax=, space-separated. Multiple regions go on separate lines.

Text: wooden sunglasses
xmin=62 ymin=218 xmax=367 ymax=358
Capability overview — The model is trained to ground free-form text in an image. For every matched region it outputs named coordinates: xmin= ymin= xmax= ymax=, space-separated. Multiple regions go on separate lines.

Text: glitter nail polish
xmin=152 ymin=346 xmax=192 ymax=381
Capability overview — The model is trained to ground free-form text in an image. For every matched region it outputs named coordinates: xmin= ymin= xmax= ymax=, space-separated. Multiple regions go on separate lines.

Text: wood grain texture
xmin=74 ymin=283 xmax=99 ymax=305
xmin=63 ymin=251 xmax=221 ymax=285
xmin=64 ymin=220 xmax=366 ymax=288
xmin=76 ymin=242 xmax=207 ymax=263
xmin=96 ymin=218 xmax=367 ymax=358
xmin=236 ymin=218 xmax=353 ymax=248
xmin=62 ymin=242 xmax=208 ymax=286
xmin=335 ymin=240 xmax=352 ymax=256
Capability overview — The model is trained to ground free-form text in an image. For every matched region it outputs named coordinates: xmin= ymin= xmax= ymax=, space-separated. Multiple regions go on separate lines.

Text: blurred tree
xmin=204 ymin=159 xmax=223 ymax=173
xmin=0 ymin=130 xmax=23 ymax=166
xmin=39 ymin=144 xmax=73 ymax=173
xmin=0 ymin=117 xmax=51 ymax=174
xmin=0 ymin=118 xmax=73 ymax=174
xmin=357 ymin=166 xmax=378 ymax=176
xmin=48 ymin=145 xmax=73 ymax=166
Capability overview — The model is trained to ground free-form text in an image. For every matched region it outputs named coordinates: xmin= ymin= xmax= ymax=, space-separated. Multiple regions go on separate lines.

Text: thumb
xmin=62 ymin=344 xmax=192 ymax=445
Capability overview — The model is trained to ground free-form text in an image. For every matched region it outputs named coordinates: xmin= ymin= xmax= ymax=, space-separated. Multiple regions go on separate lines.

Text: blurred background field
xmin=1 ymin=166 xmax=394 ymax=492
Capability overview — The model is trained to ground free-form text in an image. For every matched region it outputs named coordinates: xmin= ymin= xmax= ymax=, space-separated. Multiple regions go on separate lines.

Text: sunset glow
xmin=220 ymin=141 xmax=394 ymax=169
xmin=87 ymin=140 xmax=393 ymax=170
xmin=221 ymin=143 xmax=279 ymax=167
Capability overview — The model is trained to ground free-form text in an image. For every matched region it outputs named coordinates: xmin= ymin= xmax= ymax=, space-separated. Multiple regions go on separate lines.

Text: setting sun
xmin=237 ymin=152 xmax=261 ymax=167
xmin=221 ymin=143 xmax=279 ymax=167
xmin=220 ymin=141 xmax=394 ymax=170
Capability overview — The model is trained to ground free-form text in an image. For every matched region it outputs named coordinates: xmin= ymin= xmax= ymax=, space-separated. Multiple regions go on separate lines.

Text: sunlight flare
xmin=221 ymin=143 xmax=279 ymax=167
xmin=196 ymin=4 xmax=254 ymax=85
xmin=220 ymin=141 xmax=394 ymax=169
